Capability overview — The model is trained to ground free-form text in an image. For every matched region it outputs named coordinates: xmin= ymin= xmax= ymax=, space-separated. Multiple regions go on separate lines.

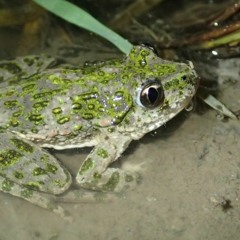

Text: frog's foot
xmin=76 ymin=136 xmax=141 ymax=192
xmin=0 ymin=131 xmax=72 ymax=221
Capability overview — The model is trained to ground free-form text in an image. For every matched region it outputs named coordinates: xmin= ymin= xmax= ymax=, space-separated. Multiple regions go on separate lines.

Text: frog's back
xmin=0 ymin=58 xmax=134 ymax=148
xmin=0 ymin=69 xmax=91 ymax=147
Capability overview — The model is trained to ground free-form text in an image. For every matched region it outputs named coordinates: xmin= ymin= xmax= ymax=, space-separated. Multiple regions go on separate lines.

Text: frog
xmin=0 ymin=45 xmax=198 ymax=217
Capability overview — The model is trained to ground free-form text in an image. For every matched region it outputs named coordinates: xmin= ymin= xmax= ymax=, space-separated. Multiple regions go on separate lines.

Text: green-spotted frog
xmin=0 ymin=45 xmax=198 ymax=217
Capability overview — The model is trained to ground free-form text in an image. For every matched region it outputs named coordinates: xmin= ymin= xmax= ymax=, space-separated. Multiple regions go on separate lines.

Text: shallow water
xmin=1 ymin=79 xmax=240 ymax=239
xmin=1 ymin=0 xmax=240 ymax=239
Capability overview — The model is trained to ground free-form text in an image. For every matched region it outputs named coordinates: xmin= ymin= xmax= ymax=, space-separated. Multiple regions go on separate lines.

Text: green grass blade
xmin=33 ymin=0 xmax=133 ymax=54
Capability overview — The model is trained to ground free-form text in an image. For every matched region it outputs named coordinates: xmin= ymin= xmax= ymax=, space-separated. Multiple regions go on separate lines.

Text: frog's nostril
xmin=181 ymin=75 xmax=187 ymax=81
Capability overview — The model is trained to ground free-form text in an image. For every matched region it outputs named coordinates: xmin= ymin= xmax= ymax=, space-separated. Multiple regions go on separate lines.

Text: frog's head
xmin=119 ymin=45 xmax=199 ymax=139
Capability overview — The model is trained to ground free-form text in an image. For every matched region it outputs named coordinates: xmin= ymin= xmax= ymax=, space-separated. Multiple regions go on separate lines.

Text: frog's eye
xmin=138 ymin=81 xmax=164 ymax=109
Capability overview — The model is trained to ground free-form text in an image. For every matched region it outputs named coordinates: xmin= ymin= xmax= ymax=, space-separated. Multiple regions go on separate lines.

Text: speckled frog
xmin=0 ymin=45 xmax=198 ymax=216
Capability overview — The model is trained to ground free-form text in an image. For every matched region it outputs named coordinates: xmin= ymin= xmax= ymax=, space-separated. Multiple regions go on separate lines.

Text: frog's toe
xmin=102 ymin=169 xmax=141 ymax=192
xmin=77 ymin=168 xmax=141 ymax=193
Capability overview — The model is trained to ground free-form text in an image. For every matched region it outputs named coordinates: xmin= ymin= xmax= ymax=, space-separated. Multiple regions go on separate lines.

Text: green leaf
xmin=33 ymin=0 xmax=133 ymax=54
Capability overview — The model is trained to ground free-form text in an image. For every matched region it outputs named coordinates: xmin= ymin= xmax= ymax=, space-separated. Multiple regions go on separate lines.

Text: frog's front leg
xmin=76 ymin=135 xmax=140 ymax=192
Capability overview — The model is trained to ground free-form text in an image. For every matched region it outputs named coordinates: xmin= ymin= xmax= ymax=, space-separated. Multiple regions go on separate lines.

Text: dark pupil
xmin=148 ymin=87 xmax=158 ymax=104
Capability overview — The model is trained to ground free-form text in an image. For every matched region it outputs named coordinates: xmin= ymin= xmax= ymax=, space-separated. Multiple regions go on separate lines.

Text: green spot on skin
xmin=28 ymin=113 xmax=44 ymax=125
xmin=54 ymin=179 xmax=67 ymax=188
xmin=2 ymin=179 xmax=14 ymax=192
xmin=46 ymin=163 xmax=58 ymax=174
xmin=22 ymin=83 xmax=36 ymax=93
xmin=32 ymin=101 xmax=49 ymax=110
xmin=12 ymin=110 xmax=23 ymax=117
xmin=4 ymin=100 xmax=19 ymax=109
xmin=32 ymin=167 xmax=47 ymax=176
xmin=5 ymin=89 xmax=15 ymax=97
xmin=24 ymin=182 xmax=41 ymax=190
xmin=73 ymin=125 xmax=82 ymax=132
xmin=93 ymin=172 xmax=102 ymax=179
xmin=11 ymin=138 xmax=33 ymax=153
xmin=88 ymin=104 xmax=95 ymax=110
xmin=81 ymin=112 xmax=94 ymax=120
xmin=0 ymin=149 xmax=23 ymax=167
xmin=40 ymin=154 xmax=50 ymax=163
xmin=107 ymin=128 xmax=114 ymax=133
xmin=140 ymin=48 xmax=150 ymax=57
xmin=21 ymin=189 xmax=33 ymax=198
xmin=171 ymin=78 xmax=179 ymax=86
xmin=102 ymin=171 xmax=120 ymax=191
xmin=80 ymin=158 xmax=94 ymax=175
xmin=14 ymin=171 xmax=24 ymax=179
xmin=9 ymin=118 xmax=19 ymax=127
xmin=48 ymin=75 xmax=72 ymax=85
xmin=54 ymin=179 xmax=62 ymax=187
xmin=114 ymin=91 xmax=124 ymax=97
xmin=52 ymin=107 xmax=62 ymax=114
xmin=33 ymin=91 xmax=53 ymax=99
xmin=71 ymin=103 xmax=82 ymax=110
xmin=31 ymin=128 xmax=39 ymax=133
xmin=97 ymin=148 xmax=108 ymax=158
xmin=74 ymin=92 xmax=98 ymax=101
xmin=164 ymin=82 xmax=173 ymax=90
xmin=98 ymin=106 xmax=104 ymax=112
xmin=57 ymin=116 xmax=70 ymax=124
